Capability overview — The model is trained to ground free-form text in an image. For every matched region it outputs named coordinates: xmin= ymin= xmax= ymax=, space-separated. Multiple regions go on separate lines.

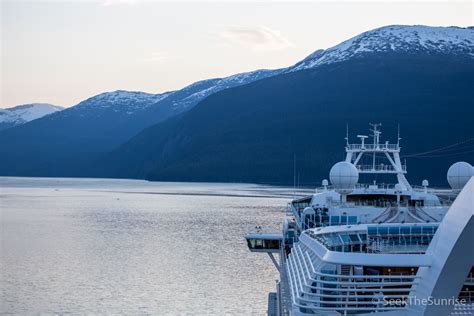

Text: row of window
xmin=330 ymin=215 xmax=358 ymax=225
xmin=367 ymin=225 xmax=438 ymax=236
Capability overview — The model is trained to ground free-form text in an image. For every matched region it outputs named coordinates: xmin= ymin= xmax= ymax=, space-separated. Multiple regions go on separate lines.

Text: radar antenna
xmin=345 ymin=123 xmax=412 ymax=190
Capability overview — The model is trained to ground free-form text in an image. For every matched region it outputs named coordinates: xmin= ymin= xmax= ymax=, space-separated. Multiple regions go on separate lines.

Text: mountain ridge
xmin=290 ymin=25 xmax=473 ymax=71
xmin=0 ymin=24 xmax=472 ymax=183
xmin=100 ymin=51 xmax=474 ymax=185
xmin=0 ymin=103 xmax=63 ymax=131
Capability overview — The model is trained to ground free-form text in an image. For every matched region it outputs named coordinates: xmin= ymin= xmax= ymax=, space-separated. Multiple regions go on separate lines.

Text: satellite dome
xmin=447 ymin=161 xmax=473 ymax=190
xmin=422 ymin=180 xmax=429 ymax=187
xmin=329 ymin=161 xmax=359 ymax=193
xmin=394 ymin=183 xmax=403 ymax=192
xmin=303 ymin=207 xmax=315 ymax=216
xmin=322 ymin=179 xmax=329 ymax=186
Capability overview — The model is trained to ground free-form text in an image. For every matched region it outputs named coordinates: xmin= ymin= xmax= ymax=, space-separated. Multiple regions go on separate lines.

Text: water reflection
xmin=0 ymin=177 xmax=309 ymax=315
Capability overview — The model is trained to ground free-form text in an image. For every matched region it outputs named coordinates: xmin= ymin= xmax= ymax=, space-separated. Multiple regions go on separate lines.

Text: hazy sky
xmin=1 ymin=1 xmax=472 ymax=108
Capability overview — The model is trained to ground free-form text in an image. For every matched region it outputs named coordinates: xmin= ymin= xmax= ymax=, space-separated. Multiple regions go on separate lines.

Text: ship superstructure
xmin=245 ymin=125 xmax=474 ymax=316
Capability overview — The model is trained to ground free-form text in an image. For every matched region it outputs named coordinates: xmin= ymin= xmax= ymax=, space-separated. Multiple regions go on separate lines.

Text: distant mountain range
xmin=1 ymin=25 xmax=473 ymax=186
xmin=0 ymin=103 xmax=63 ymax=131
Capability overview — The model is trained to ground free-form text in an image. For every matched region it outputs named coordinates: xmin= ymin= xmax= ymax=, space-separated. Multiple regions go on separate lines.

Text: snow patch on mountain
xmin=72 ymin=90 xmax=173 ymax=113
xmin=168 ymin=68 xmax=284 ymax=111
xmin=290 ymin=25 xmax=474 ymax=72
xmin=0 ymin=103 xmax=63 ymax=125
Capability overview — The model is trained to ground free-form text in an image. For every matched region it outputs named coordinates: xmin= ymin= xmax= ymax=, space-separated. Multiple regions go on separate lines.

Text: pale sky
xmin=1 ymin=1 xmax=473 ymax=108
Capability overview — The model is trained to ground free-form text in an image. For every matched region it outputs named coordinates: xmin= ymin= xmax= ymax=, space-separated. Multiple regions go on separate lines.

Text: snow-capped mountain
xmin=156 ymin=68 xmax=283 ymax=112
xmin=1 ymin=24 xmax=472 ymax=179
xmin=290 ymin=25 xmax=473 ymax=71
xmin=103 ymin=26 xmax=474 ymax=183
xmin=64 ymin=90 xmax=173 ymax=116
xmin=0 ymin=103 xmax=63 ymax=131
xmin=170 ymin=26 xmax=472 ymax=111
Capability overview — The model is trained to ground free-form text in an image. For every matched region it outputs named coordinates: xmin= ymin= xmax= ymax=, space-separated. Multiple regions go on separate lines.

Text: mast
xmin=345 ymin=123 xmax=412 ymax=190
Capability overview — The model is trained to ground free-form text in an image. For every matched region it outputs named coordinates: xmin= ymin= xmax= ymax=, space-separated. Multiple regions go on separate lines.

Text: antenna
xmin=293 ymin=154 xmax=296 ymax=198
xmin=357 ymin=135 xmax=368 ymax=148
xmin=345 ymin=124 xmax=349 ymax=147
xmin=398 ymin=124 xmax=403 ymax=148
xmin=346 ymin=124 xmax=412 ymax=190
xmin=369 ymin=123 xmax=382 ymax=170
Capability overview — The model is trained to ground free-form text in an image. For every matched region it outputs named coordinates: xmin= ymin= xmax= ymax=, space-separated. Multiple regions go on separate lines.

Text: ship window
xmin=389 ymin=227 xmax=400 ymax=235
xmin=348 ymin=216 xmax=357 ymax=224
xmin=340 ymin=216 xmax=347 ymax=224
xmin=331 ymin=216 xmax=340 ymax=225
xmin=368 ymin=227 xmax=377 ymax=235
xmin=400 ymin=226 xmax=411 ymax=235
xmin=349 ymin=234 xmax=360 ymax=242
xmin=328 ymin=234 xmax=342 ymax=245
xmin=248 ymin=240 xmax=255 ymax=248
xmin=378 ymin=227 xmax=389 ymax=235
xmin=340 ymin=234 xmax=350 ymax=243
xmin=359 ymin=234 xmax=367 ymax=241
xmin=422 ymin=226 xmax=436 ymax=234
xmin=412 ymin=226 xmax=422 ymax=234
xmin=321 ymin=215 xmax=329 ymax=224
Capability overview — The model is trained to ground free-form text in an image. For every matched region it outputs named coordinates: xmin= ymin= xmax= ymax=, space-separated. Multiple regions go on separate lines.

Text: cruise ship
xmin=245 ymin=124 xmax=474 ymax=316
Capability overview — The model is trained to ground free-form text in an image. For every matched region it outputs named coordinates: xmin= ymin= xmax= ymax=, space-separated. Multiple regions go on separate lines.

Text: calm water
xmin=0 ymin=177 xmax=310 ymax=315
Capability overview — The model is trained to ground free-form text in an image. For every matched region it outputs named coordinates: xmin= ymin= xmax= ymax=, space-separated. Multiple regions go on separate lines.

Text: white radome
xmin=447 ymin=161 xmax=473 ymax=190
xmin=329 ymin=161 xmax=359 ymax=193
xmin=303 ymin=207 xmax=315 ymax=216
xmin=394 ymin=183 xmax=404 ymax=192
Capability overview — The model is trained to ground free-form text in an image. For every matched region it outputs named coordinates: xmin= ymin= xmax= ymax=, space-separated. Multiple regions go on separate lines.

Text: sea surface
xmin=0 ymin=177 xmax=311 ymax=315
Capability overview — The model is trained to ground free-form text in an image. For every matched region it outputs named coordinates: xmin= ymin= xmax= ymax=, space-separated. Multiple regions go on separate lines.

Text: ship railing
xmin=459 ymin=291 xmax=473 ymax=303
xmin=287 ymin=269 xmax=413 ymax=312
xmin=366 ymin=240 xmax=430 ymax=254
xmin=347 ymin=144 xmax=399 ymax=151
xmin=296 ymin=244 xmax=418 ymax=284
xmin=314 ymin=183 xmax=451 ymax=199
xmin=327 ymin=200 xmax=401 ymax=208
xmin=286 ymin=245 xmax=418 ymax=313
xmin=355 ymin=183 xmax=397 ymax=190
xmin=355 ymin=164 xmax=407 ymax=173
xmin=465 ymin=274 xmax=474 ymax=285
xmin=290 ymin=243 xmax=418 ymax=287
xmin=315 ymin=183 xmax=401 ymax=193
xmin=326 ymin=201 xmax=445 ymax=209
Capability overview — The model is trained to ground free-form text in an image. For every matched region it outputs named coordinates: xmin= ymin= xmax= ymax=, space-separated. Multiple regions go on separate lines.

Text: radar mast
xmin=345 ymin=124 xmax=412 ymax=190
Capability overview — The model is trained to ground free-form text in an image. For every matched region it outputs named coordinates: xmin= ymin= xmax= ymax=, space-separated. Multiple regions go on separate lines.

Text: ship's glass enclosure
xmin=245 ymin=234 xmax=282 ymax=253
xmin=306 ymin=224 xmax=439 ymax=253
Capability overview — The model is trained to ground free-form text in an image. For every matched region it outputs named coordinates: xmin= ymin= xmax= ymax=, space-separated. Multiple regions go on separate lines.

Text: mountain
xmin=98 ymin=25 xmax=474 ymax=186
xmin=0 ymin=25 xmax=472 ymax=184
xmin=0 ymin=69 xmax=281 ymax=176
xmin=0 ymin=103 xmax=63 ymax=131
xmin=289 ymin=25 xmax=474 ymax=71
